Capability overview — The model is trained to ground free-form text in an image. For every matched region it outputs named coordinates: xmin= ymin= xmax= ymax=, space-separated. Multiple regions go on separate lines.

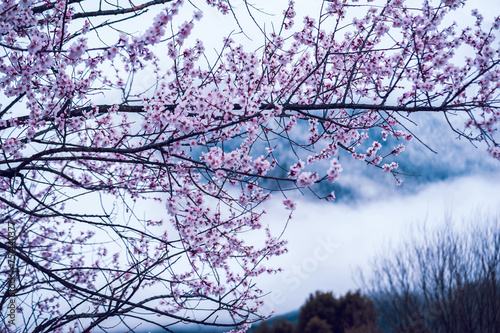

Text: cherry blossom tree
xmin=0 ymin=0 xmax=499 ymax=332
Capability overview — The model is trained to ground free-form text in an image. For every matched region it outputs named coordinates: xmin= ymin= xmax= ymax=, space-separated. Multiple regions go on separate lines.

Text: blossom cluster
xmin=0 ymin=0 xmax=499 ymax=331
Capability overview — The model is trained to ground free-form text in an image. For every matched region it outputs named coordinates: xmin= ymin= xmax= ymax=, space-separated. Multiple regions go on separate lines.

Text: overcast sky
xmin=253 ymin=171 xmax=500 ymax=315
xmin=43 ymin=0 xmax=500 ymax=330
xmin=178 ymin=0 xmax=500 ymax=317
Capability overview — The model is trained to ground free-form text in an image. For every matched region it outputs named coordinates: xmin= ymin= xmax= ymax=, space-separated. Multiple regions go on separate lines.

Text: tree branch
xmin=0 ymin=102 xmax=481 ymax=131
xmin=71 ymin=0 xmax=175 ymax=19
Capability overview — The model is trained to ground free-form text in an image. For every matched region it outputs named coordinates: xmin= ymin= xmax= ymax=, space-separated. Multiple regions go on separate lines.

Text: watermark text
xmin=7 ymin=219 xmax=17 ymax=326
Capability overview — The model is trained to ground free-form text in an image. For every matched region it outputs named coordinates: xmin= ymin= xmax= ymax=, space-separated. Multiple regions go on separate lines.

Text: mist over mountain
xmin=260 ymin=112 xmax=500 ymax=202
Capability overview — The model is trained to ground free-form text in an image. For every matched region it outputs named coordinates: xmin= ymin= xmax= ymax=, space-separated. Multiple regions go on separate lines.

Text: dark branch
xmin=71 ymin=0 xmax=175 ymax=19
xmin=32 ymin=0 xmax=83 ymax=14
xmin=0 ymin=102 xmax=480 ymax=131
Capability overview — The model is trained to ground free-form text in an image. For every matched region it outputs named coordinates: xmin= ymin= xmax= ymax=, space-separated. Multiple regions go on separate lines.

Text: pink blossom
xmin=391 ymin=144 xmax=405 ymax=156
xmin=283 ymin=198 xmax=296 ymax=211
xmin=382 ymin=162 xmax=399 ymax=173
xmin=1 ymin=0 xmax=499 ymax=330
xmin=297 ymin=172 xmax=319 ymax=187
xmin=67 ymin=38 xmax=87 ymax=60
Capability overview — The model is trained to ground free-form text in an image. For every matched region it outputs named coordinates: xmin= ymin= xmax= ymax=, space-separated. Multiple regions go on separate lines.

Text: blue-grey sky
xmin=22 ymin=0 xmax=498 ymax=330
xmin=175 ymin=0 xmax=500 ymax=317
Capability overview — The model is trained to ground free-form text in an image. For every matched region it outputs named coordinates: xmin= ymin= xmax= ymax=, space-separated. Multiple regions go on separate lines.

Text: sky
xmin=175 ymin=0 xmax=500 ymax=318
xmin=3 ymin=1 xmax=500 ymax=332
xmin=99 ymin=0 xmax=500 ymax=326
xmin=255 ymin=171 xmax=500 ymax=315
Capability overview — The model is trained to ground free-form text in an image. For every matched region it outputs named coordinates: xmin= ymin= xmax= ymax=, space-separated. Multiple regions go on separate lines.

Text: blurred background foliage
xmin=249 ymin=214 xmax=500 ymax=333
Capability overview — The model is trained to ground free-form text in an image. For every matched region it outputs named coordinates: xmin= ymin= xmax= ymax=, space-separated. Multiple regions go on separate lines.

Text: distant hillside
xmin=250 ymin=113 xmax=500 ymax=203
xmin=129 ymin=310 xmax=299 ymax=333
xmin=247 ymin=310 xmax=300 ymax=332
xmin=134 ymin=325 xmax=232 ymax=333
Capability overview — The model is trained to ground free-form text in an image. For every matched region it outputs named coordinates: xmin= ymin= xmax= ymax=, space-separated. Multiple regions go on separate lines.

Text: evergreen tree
xmin=304 ymin=316 xmax=333 ymax=333
xmin=272 ymin=319 xmax=295 ymax=333
xmin=297 ymin=291 xmax=378 ymax=333
xmin=297 ymin=291 xmax=339 ymax=333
